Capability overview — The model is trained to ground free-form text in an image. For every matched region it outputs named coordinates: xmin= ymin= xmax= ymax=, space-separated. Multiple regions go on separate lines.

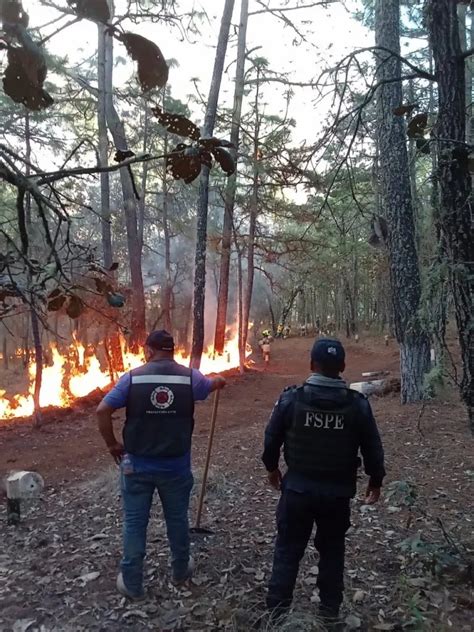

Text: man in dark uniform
xmin=262 ymin=338 xmax=385 ymax=626
xmin=96 ymin=330 xmax=225 ymax=600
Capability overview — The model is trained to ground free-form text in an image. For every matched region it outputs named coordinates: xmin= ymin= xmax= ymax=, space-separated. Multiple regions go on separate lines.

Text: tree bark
xmin=375 ymin=0 xmax=431 ymax=403
xmin=2 ymin=332 xmax=8 ymax=370
xmin=30 ymin=306 xmax=42 ymax=428
xmin=241 ymin=64 xmax=261 ymax=361
xmin=97 ymin=24 xmax=113 ymax=269
xmin=103 ymin=9 xmax=146 ymax=349
xmin=267 ymin=293 xmax=276 ymax=335
xmin=428 ymin=0 xmax=474 ymax=430
xmin=161 ymin=124 xmax=173 ymax=333
xmin=214 ymin=0 xmax=249 ymax=353
xmin=138 ymin=99 xmax=149 ymax=253
xmin=191 ymin=0 xmax=235 ymax=368
xmin=24 ymin=110 xmax=32 ymax=226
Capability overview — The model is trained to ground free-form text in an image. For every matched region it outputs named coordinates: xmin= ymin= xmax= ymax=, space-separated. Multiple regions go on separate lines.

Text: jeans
xmin=120 ymin=469 xmax=194 ymax=596
xmin=267 ymin=487 xmax=351 ymax=613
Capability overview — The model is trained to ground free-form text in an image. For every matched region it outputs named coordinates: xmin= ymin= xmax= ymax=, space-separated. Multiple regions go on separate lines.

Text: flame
xmin=0 ymin=333 xmax=249 ymax=420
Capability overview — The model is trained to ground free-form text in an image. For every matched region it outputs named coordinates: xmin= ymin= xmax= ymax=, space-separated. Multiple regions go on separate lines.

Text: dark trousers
xmin=267 ymin=488 xmax=351 ymax=613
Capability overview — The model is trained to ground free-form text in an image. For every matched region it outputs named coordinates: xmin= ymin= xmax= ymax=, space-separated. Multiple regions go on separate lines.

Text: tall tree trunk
xmin=428 ymin=0 xmax=474 ymax=431
xmin=102 ymin=9 xmax=146 ymax=349
xmin=161 ymin=125 xmax=172 ymax=333
xmin=468 ymin=6 xmax=474 ymax=146
xmin=234 ymin=230 xmax=245 ymax=373
xmin=191 ymin=0 xmax=235 ymax=368
xmin=280 ymin=288 xmax=300 ymax=329
xmin=30 ymin=306 xmax=42 ymax=427
xmin=2 ymin=330 xmax=8 ymax=370
xmin=138 ymin=99 xmax=149 ymax=252
xmin=24 ymin=110 xmax=31 ymax=226
xmin=267 ymin=293 xmax=276 ymax=336
xmin=241 ymin=65 xmax=261 ymax=359
xmin=375 ymin=0 xmax=431 ymax=403
xmin=214 ymin=0 xmax=249 ymax=353
xmin=97 ymin=24 xmax=113 ymax=269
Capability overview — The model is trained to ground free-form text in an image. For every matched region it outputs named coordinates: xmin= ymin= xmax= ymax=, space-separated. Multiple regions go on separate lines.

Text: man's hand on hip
xmin=267 ymin=468 xmax=282 ymax=491
xmin=108 ymin=441 xmax=124 ymax=465
xmin=364 ymin=485 xmax=381 ymax=505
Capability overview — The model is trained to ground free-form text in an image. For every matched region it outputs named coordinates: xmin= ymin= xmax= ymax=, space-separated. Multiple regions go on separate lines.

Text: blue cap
xmin=311 ymin=338 xmax=345 ymax=369
xmin=145 ymin=330 xmax=174 ymax=351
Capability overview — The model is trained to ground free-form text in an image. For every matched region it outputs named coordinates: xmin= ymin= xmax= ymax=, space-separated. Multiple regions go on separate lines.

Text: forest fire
xmin=0 ymin=335 xmax=247 ymax=421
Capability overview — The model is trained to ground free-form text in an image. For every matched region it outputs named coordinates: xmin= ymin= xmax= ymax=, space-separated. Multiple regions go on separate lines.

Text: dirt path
xmin=0 ymin=337 xmax=472 ymax=631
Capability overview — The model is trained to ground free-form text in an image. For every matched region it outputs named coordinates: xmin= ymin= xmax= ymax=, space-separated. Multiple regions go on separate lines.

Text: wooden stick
xmin=194 ymin=389 xmax=221 ymax=528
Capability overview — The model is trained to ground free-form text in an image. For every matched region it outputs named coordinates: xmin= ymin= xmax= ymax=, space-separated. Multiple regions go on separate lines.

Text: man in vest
xmin=262 ymin=338 xmax=385 ymax=627
xmin=96 ymin=330 xmax=226 ymax=600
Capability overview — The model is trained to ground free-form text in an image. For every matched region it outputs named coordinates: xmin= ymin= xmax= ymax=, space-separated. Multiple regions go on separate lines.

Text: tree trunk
xmin=214 ymin=0 xmax=249 ymax=353
xmin=161 ymin=125 xmax=172 ymax=333
xmin=103 ymin=10 xmax=146 ymax=349
xmin=375 ymin=0 xmax=431 ymax=403
xmin=30 ymin=306 xmax=42 ymax=428
xmin=241 ymin=64 xmax=261 ymax=359
xmin=267 ymin=293 xmax=276 ymax=335
xmin=234 ymin=232 xmax=245 ymax=373
xmin=24 ymin=110 xmax=31 ymax=226
xmin=191 ymin=0 xmax=235 ymax=368
xmin=138 ymin=99 xmax=149 ymax=252
xmin=280 ymin=288 xmax=300 ymax=329
xmin=97 ymin=24 xmax=113 ymax=269
xmin=2 ymin=333 xmax=8 ymax=370
xmin=468 ymin=6 xmax=474 ymax=146
xmin=428 ymin=0 xmax=474 ymax=430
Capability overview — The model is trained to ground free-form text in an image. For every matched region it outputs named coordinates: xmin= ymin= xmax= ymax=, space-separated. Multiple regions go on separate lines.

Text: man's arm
xmin=191 ymin=369 xmax=226 ymax=401
xmin=262 ymin=391 xmax=293 ymax=490
xmin=97 ymin=400 xmax=123 ymax=464
xmin=358 ymin=397 xmax=386 ymax=504
xmin=96 ymin=372 xmax=130 ymax=464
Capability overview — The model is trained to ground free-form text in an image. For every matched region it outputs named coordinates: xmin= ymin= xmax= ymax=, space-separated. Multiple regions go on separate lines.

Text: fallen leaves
xmin=0 ymin=365 xmax=472 ymax=631
xmin=78 ymin=570 xmax=101 ymax=584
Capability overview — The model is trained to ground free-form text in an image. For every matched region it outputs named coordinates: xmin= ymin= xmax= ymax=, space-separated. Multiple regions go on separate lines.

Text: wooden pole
xmin=194 ymin=390 xmax=221 ymax=529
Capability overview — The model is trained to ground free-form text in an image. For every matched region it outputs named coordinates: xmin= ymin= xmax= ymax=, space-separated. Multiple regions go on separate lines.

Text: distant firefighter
xmin=259 ymin=336 xmax=272 ymax=366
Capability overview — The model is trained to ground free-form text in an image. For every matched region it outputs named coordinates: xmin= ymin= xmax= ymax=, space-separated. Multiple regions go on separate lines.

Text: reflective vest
xmin=123 ymin=359 xmax=194 ymax=457
xmin=284 ymin=384 xmax=361 ymax=483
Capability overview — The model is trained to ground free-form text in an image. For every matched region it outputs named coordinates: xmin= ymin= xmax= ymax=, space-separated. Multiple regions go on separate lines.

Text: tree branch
xmin=249 ymin=1 xmax=336 ymax=15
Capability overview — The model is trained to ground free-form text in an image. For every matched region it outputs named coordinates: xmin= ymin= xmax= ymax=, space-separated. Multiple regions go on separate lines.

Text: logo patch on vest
xmin=304 ymin=412 xmax=345 ymax=429
xmin=150 ymin=386 xmax=175 ymax=410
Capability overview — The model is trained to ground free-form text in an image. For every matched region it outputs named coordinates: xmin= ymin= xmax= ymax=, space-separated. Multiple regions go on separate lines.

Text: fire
xmin=0 ymin=334 xmax=249 ymax=420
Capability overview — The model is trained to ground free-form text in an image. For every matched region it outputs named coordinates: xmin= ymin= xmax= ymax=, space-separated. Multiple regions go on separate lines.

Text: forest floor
xmin=0 ymin=336 xmax=473 ymax=632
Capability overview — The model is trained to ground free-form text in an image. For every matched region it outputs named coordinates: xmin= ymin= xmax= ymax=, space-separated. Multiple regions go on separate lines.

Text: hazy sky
xmin=25 ymin=0 xmax=371 ymax=149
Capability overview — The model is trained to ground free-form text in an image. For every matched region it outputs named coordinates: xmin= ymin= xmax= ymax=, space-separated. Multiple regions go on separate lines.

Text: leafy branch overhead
xmin=0 ymin=1 xmax=234 ymax=183
xmin=152 ymin=106 xmax=236 ymax=182
xmin=0 ymin=0 xmax=170 ymax=110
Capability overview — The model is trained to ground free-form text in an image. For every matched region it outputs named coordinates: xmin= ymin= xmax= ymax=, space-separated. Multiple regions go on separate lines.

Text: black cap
xmin=145 ymin=330 xmax=174 ymax=351
xmin=311 ymin=338 xmax=345 ymax=369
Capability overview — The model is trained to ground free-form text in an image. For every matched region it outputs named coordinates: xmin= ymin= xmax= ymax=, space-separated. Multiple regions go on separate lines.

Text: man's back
xmin=262 ymin=338 xmax=385 ymax=623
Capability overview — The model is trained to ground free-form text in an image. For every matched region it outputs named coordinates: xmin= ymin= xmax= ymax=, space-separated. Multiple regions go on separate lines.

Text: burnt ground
xmin=0 ymin=337 xmax=472 ymax=632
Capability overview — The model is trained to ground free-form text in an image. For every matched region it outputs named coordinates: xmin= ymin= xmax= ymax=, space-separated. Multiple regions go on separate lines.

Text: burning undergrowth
xmin=0 ymin=334 xmax=252 ymax=423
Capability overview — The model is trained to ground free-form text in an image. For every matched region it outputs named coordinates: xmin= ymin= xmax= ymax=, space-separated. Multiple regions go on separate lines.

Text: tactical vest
xmin=284 ymin=383 xmax=360 ymax=483
xmin=123 ymin=359 xmax=194 ymax=457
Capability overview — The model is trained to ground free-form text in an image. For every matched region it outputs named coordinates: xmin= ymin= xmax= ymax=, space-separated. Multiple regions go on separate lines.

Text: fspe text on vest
xmin=304 ymin=412 xmax=345 ymax=429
